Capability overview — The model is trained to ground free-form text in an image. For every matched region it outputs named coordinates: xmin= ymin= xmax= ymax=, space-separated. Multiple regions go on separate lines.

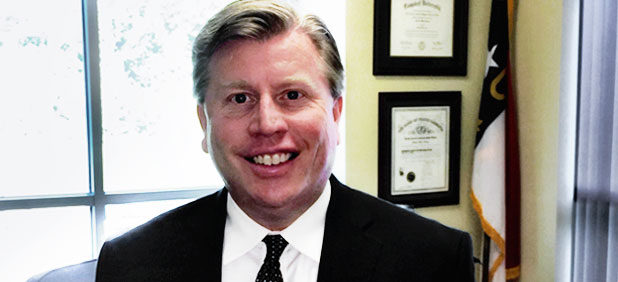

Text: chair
xmin=27 ymin=259 xmax=97 ymax=282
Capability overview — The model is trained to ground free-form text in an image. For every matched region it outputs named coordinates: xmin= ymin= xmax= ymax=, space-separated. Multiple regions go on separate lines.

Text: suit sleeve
xmin=95 ymin=242 xmax=111 ymax=281
xmin=96 ymin=241 xmax=124 ymax=282
xmin=454 ymin=232 xmax=476 ymax=282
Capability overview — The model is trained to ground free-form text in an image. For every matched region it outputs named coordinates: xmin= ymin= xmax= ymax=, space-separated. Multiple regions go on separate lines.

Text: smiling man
xmin=95 ymin=1 xmax=475 ymax=282
xmin=197 ymin=28 xmax=341 ymax=232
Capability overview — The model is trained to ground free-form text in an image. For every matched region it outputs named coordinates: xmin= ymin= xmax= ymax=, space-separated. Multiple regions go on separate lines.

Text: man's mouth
xmin=246 ymin=152 xmax=299 ymax=166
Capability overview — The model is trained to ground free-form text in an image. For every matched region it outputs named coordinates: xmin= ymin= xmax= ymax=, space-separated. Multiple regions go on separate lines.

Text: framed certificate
xmin=378 ymin=91 xmax=461 ymax=207
xmin=373 ymin=0 xmax=468 ymax=76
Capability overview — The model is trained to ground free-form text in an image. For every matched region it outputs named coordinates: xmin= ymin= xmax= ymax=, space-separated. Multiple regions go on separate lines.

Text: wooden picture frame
xmin=378 ymin=91 xmax=461 ymax=207
xmin=373 ymin=0 xmax=469 ymax=76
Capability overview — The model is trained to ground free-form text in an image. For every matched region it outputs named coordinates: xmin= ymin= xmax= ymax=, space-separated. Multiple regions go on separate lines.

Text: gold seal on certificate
xmin=390 ymin=0 xmax=454 ymax=57
xmin=391 ymin=106 xmax=449 ymax=195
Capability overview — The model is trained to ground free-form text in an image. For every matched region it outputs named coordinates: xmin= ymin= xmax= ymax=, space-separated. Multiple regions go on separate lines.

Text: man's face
xmin=197 ymin=29 xmax=342 ymax=224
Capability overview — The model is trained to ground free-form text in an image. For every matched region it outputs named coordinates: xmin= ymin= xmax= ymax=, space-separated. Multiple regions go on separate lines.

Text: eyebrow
xmin=219 ymin=76 xmax=321 ymax=92
xmin=220 ymin=80 xmax=252 ymax=90
xmin=277 ymin=77 xmax=314 ymax=89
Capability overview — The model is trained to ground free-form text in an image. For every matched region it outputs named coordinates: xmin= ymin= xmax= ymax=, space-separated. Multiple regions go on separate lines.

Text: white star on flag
xmin=485 ymin=44 xmax=499 ymax=77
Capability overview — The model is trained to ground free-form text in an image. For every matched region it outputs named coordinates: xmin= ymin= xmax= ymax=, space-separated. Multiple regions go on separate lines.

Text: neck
xmin=229 ymin=184 xmax=326 ymax=231
xmin=251 ymin=207 xmax=307 ymax=231
xmin=240 ymin=193 xmax=320 ymax=231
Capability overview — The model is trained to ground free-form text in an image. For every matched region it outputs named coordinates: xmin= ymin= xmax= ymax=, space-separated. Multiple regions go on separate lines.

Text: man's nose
xmin=248 ymin=96 xmax=287 ymax=137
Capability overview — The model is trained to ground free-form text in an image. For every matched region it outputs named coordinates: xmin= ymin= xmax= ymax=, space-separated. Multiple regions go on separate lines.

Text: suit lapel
xmin=196 ymin=180 xmax=384 ymax=281
xmin=186 ymin=188 xmax=227 ymax=281
xmin=317 ymin=176 xmax=383 ymax=282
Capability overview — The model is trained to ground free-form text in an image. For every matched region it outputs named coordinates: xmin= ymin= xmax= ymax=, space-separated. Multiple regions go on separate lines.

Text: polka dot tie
xmin=255 ymin=235 xmax=288 ymax=282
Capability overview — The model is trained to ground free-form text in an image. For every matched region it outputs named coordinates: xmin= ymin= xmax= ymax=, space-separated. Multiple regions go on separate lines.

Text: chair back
xmin=27 ymin=259 xmax=97 ymax=282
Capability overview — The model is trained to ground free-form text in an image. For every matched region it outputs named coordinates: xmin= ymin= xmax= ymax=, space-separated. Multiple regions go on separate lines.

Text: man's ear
xmin=333 ymin=96 xmax=343 ymax=123
xmin=197 ymin=104 xmax=209 ymax=153
xmin=332 ymin=96 xmax=343 ymax=145
xmin=197 ymin=104 xmax=208 ymax=131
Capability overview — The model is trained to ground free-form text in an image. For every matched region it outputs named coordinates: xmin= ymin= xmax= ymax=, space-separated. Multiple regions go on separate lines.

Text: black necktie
xmin=256 ymin=235 xmax=288 ymax=282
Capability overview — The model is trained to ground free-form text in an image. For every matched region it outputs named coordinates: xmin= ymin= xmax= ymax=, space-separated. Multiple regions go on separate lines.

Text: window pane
xmin=97 ymin=0 xmax=230 ymax=192
xmin=0 ymin=206 xmax=92 ymax=282
xmin=104 ymin=198 xmax=196 ymax=240
xmin=0 ymin=0 xmax=89 ymax=197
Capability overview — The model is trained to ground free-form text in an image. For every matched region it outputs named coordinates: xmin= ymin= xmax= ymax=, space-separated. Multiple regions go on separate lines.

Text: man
xmin=96 ymin=1 xmax=475 ymax=281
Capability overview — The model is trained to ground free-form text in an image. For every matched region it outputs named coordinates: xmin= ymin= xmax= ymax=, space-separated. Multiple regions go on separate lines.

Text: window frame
xmin=0 ymin=0 xmax=346 ymax=260
xmin=0 ymin=0 xmax=217 ymax=257
xmin=556 ymin=0 xmax=580 ymax=281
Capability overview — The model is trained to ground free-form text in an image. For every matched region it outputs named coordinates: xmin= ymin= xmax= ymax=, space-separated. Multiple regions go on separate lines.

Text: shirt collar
xmin=222 ymin=181 xmax=331 ymax=264
xmin=281 ymin=181 xmax=330 ymax=262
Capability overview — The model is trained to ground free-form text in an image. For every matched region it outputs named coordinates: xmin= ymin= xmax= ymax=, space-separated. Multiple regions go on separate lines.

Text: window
xmin=570 ymin=0 xmax=618 ymax=281
xmin=555 ymin=0 xmax=579 ymax=281
xmin=0 ymin=1 xmax=346 ymax=281
xmin=557 ymin=0 xmax=618 ymax=281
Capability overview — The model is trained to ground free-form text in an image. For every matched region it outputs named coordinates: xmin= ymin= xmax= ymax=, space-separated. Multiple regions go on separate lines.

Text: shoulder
xmin=96 ymin=189 xmax=226 ymax=280
xmin=334 ymin=181 xmax=468 ymax=247
xmin=105 ymin=189 xmax=224 ymax=248
xmin=328 ymin=177 xmax=474 ymax=281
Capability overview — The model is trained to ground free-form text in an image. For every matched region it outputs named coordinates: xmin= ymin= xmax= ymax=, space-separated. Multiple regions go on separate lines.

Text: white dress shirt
xmin=222 ymin=182 xmax=331 ymax=282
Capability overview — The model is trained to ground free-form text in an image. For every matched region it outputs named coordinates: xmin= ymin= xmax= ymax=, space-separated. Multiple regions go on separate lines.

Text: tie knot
xmin=262 ymin=235 xmax=288 ymax=262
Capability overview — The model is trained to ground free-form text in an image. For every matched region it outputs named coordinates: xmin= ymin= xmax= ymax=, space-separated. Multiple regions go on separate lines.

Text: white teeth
xmin=252 ymin=153 xmax=292 ymax=166
xmin=264 ymin=155 xmax=272 ymax=165
xmin=273 ymin=154 xmax=280 ymax=165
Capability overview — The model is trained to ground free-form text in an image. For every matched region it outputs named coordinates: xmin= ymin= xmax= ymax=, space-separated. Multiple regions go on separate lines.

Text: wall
xmin=512 ymin=1 xmax=562 ymax=281
xmin=344 ymin=0 xmax=562 ymax=281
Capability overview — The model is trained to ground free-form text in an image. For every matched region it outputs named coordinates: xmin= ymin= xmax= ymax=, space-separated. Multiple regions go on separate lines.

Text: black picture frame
xmin=378 ymin=91 xmax=461 ymax=208
xmin=373 ymin=0 xmax=469 ymax=76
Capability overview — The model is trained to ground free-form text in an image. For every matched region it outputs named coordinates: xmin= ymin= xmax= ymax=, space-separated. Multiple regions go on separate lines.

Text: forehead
xmin=206 ymin=29 xmax=328 ymax=84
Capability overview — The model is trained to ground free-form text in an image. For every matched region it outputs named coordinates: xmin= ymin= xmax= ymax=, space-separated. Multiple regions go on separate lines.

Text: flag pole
xmin=483 ymin=233 xmax=490 ymax=282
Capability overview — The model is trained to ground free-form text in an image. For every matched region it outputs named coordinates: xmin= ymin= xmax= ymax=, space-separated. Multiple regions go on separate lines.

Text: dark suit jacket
xmin=96 ymin=176 xmax=475 ymax=282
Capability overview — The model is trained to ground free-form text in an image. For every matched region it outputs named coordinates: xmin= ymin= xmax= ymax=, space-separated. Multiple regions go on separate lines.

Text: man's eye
xmin=233 ymin=94 xmax=247 ymax=104
xmin=286 ymin=91 xmax=300 ymax=100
